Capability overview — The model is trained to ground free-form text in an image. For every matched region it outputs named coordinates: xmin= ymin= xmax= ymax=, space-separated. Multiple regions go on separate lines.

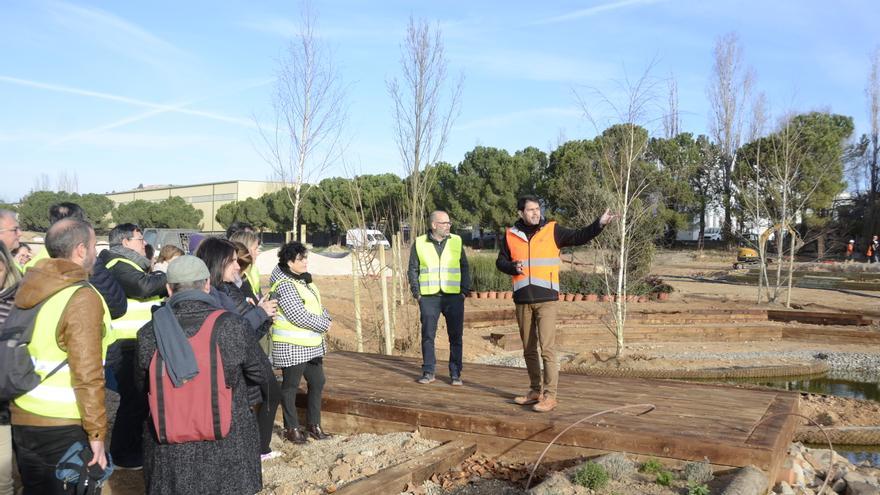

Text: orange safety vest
xmin=506 ymin=221 xmax=561 ymax=294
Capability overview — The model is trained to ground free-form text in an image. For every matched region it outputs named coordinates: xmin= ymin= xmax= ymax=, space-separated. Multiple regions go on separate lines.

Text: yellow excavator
xmin=734 ymin=224 xmax=797 ymax=269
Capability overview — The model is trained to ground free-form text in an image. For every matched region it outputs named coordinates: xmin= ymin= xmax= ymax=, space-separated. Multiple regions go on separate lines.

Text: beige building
xmin=105 ymin=180 xmax=286 ymax=232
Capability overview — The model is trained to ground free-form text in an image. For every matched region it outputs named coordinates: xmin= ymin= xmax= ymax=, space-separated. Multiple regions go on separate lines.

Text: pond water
xmin=710 ymin=374 xmax=880 ymax=465
xmin=746 ymin=376 xmax=880 ymax=402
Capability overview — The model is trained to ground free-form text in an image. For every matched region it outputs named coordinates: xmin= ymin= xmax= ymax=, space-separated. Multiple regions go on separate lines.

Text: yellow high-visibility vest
xmin=415 ymin=234 xmax=462 ymax=295
xmin=269 ymin=278 xmax=324 ymax=347
xmin=105 ymin=257 xmax=162 ymax=339
xmin=14 ymin=284 xmax=114 ymax=419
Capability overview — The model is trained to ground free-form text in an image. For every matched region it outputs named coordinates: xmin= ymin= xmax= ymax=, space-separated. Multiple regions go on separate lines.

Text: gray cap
xmin=166 ymin=255 xmax=210 ymax=284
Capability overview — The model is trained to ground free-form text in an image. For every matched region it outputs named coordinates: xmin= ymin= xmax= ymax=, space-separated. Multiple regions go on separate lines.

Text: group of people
xmin=0 ymin=193 xmax=615 ymax=494
xmin=0 ymin=205 xmax=333 ymax=495
xmin=856 ymin=235 xmax=880 ymax=263
xmin=408 ymin=195 xmax=615 ymax=413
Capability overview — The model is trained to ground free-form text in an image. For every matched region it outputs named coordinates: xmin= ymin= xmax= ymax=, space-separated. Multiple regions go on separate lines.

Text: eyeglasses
xmin=0 ymin=227 xmax=21 ymax=233
xmin=435 ymin=221 xmax=452 ymax=225
xmin=130 ymin=237 xmax=145 ymax=242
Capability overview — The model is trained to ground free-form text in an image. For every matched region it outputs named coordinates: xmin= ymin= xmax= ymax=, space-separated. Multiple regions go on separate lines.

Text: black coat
xmin=136 ymin=299 xmax=265 ymax=495
xmin=98 ymin=250 xmax=168 ymax=301
xmin=89 ymin=260 xmax=128 ymax=319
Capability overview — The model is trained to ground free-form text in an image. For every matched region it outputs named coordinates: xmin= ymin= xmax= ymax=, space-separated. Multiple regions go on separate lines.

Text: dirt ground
xmin=107 ymin=248 xmax=880 ymax=493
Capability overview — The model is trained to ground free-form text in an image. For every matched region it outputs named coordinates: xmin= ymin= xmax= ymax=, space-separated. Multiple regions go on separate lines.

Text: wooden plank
xmin=335 ymin=440 xmax=476 ymax=495
xmin=768 ymin=310 xmax=870 ymax=326
xmin=313 ymin=351 xmax=793 ymax=472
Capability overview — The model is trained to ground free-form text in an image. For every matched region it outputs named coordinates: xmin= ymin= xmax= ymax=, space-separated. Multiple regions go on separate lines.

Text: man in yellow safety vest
xmin=11 ymin=219 xmax=112 ymax=494
xmin=98 ymin=223 xmax=168 ymax=469
xmin=407 ymin=211 xmax=470 ymax=386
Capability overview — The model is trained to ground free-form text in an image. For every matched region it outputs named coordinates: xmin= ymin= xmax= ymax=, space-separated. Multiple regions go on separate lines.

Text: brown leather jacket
xmin=10 ymin=258 xmax=108 ymax=441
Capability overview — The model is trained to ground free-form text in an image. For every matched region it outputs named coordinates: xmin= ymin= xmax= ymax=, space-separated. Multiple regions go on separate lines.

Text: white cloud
xmin=0 ymin=76 xmax=256 ymax=128
xmin=532 ymin=0 xmax=665 ymax=25
xmin=43 ymin=0 xmax=187 ymax=70
xmin=454 ymin=107 xmax=582 ymax=132
xmin=455 ymin=49 xmax=617 ymax=84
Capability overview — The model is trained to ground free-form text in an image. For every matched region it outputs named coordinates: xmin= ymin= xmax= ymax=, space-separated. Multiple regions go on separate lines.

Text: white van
xmin=703 ymin=227 xmax=722 ymax=241
xmin=345 ymin=228 xmax=391 ymax=249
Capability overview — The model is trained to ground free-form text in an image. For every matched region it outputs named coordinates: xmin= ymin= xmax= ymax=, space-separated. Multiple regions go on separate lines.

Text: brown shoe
xmin=306 ymin=424 xmax=332 ymax=440
xmin=533 ymin=395 xmax=558 ymax=413
xmin=283 ymin=427 xmax=307 ymax=444
xmin=513 ymin=390 xmax=542 ymax=405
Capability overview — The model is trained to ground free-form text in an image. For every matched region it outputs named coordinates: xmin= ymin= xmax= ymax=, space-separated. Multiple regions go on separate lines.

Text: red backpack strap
xmin=200 ymin=310 xmax=227 ymax=440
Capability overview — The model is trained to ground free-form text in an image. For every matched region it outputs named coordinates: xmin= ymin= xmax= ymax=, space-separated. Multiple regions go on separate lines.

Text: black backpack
xmin=0 ymin=282 xmax=87 ymax=402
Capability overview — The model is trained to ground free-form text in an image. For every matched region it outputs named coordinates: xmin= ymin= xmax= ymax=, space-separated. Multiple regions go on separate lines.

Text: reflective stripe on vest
xmin=105 ymin=257 xmax=162 ymax=339
xmin=14 ymin=284 xmax=113 ymax=419
xmin=23 ymin=247 xmax=49 ymax=272
xmin=245 ymin=264 xmax=261 ymax=297
xmin=269 ymin=278 xmax=324 ymax=347
xmin=506 ymin=221 xmax=561 ymax=294
xmin=415 ymin=234 xmax=462 ymax=295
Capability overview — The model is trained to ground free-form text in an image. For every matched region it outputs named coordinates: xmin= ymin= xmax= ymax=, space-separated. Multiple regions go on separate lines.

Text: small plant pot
xmin=487 ymin=291 xmax=497 ymax=299
xmin=558 ymin=293 xmax=565 ymax=301
xmin=627 ymin=295 xmax=639 ymax=303
xmin=503 ymin=291 xmax=512 ymax=299
xmin=601 ymin=295 xmax=614 ymax=303
xmin=564 ymin=293 xmax=576 ymax=302
xmin=658 ymin=292 xmax=670 ymax=301
xmin=478 ymin=291 xmax=489 ymax=299
xmin=585 ymin=294 xmax=598 ymax=302
xmin=637 ymin=296 xmax=648 ymax=303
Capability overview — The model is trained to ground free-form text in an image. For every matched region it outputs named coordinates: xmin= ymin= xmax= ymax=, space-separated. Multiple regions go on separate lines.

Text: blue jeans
xmin=419 ymin=294 xmax=464 ymax=377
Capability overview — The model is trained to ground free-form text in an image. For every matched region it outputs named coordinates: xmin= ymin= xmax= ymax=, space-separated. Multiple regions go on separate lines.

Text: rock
xmin=845 ymin=471 xmax=878 ymax=487
xmin=832 ymin=478 xmax=847 ymax=493
xmin=777 ymin=480 xmax=796 ymax=494
xmin=721 ymin=465 xmax=769 ymax=495
xmin=330 ymin=463 xmax=352 ymax=481
xmin=275 ymin=483 xmax=299 ymax=495
xmin=847 ymin=481 xmax=880 ymax=495
xmin=360 ymin=466 xmax=378 ymax=476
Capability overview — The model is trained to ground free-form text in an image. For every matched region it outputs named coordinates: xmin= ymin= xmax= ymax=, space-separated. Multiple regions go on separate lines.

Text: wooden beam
xmin=335 ymin=440 xmax=476 ymax=495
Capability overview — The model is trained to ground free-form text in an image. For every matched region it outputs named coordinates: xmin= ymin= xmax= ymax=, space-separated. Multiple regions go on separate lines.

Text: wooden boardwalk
xmin=304 ymin=351 xmax=799 ymax=478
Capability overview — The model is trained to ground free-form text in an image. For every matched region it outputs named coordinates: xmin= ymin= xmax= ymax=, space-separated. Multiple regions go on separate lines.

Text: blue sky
xmin=1 ymin=0 xmax=878 ymax=202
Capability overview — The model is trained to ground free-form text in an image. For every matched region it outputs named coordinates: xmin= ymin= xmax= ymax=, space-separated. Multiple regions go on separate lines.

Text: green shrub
xmin=640 ymin=458 xmax=663 ymax=474
xmin=573 ymin=462 xmax=609 ymax=490
xmin=469 ymin=255 xmax=509 ymax=292
xmin=596 ymin=453 xmax=635 ymax=481
xmin=687 ymin=482 xmax=711 ymax=495
xmin=683 ymin=459 xmax=713 ymax=484
xmin=560 ymin=270 xmax=583 ymax=294
xmin=655 ymin=470 xmax=674 ymax=486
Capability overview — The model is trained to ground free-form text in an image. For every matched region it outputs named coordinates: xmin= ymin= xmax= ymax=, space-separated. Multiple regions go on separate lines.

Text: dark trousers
xmin=256 ymin=357 xmax=281 ymax=454
xmin=418 ymin=294 xmax=464 ymax=377
xmin=109 ymin=343 xmax=146 ymax=468
xmin=13 ymin=424 xmax=87 ymax=495
xmin=279 ymin=357 xmax=325 ymax=429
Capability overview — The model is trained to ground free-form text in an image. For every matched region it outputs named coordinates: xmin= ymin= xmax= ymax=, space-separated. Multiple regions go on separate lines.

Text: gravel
xmin=260 ymin=430 xmax=440 ymax=494
xmin=476 ymin=349 xmax=880 ymax=382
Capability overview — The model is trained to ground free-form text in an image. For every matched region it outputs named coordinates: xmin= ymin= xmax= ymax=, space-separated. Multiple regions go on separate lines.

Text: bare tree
xmin=32 ymin=173 xmax=51 ymax=193
xmin=256 ymin=2 xmax=346 ymax=241
xmin=662 ymin=74 xmax=680 ymax=139
xmin=707 ymin=32 xmax=754 ymax=244
xmin=575 ymin=67 xmax=660 ymax=357
xmin=388 ymin=17 xmax=463 ymax=241
xmin=56 ymin=171 xmax=79 ymax=193
xmin=865 ymin=46 xmax=880 ymax=237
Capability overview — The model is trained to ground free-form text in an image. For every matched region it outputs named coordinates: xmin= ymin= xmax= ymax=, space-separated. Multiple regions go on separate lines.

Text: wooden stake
xmin=390 ymin=234 xmax=398 ymax=335
xmin=300 ymin=224 xmax=307 ymax=245
xmin=351 ymin=250 xmax=363 ymax=352
xmin=379 ymin=246 xmax=393 ymax=355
